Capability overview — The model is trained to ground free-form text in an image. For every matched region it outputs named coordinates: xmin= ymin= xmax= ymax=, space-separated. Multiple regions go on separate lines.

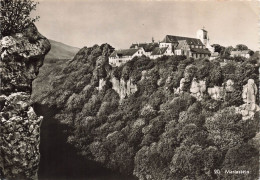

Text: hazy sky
xmin=33 ymin=0 xmax=259 ymax=50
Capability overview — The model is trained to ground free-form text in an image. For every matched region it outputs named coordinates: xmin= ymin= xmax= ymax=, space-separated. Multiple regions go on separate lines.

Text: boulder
xmin=0 ymin=24 xmax=50 ymax=180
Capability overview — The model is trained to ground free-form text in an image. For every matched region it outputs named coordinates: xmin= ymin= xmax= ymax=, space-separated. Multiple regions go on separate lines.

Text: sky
xmin=32 ymin=0 xmax=259 ymax=50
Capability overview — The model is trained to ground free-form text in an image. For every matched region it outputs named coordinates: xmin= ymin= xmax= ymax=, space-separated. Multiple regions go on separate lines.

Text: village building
xmin=150 ymin=47 xmax=170 ymax=59
xmin=209 ymin=52 xmax=219 ymax=60
xmin=109 ymin=47 xmax=145 ymax=66
xmin=130 ymin=42 xmax=159 ymax=57
xmin=109 ymin=28 xmax=215 ymax=66
xmin=230 ymin=50 xmax=250 ymax=58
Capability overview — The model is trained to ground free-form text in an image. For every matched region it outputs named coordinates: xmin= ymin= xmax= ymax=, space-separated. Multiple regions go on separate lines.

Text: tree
xmin=0 ymin=0 xmax=39 ymax=36
xmin=222 ymin=46 xmax=233 ymax=57
xmin=248 ymin=50 xmax=254 ymax=56
xmin=235 ymin=44 xmax=248 ymax=51
xmin=212 ymin=44 xmax=225 ymax=54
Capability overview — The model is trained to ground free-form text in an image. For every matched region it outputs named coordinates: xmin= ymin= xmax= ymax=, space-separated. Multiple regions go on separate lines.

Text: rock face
xmin=110 ymin=77 xmax=137 ymax=100
xmin=207 ymin=86 xmax=224 ymax=100
xmin=236 ymin=79 xmax=260 ymax=120
xmin=190 ymin=78 xmax=206 ymax=100
xmin=242 ymin=79 xmax=257 ymax=105
xmin=0 ymin=24 xmax=50 ymax=179
xmin=97 ymin=78 xmax=106 ymax=91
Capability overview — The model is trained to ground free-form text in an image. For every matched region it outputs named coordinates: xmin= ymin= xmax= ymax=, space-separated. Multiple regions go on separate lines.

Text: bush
xmin=0 ymin=0 xmax=39 ymax=36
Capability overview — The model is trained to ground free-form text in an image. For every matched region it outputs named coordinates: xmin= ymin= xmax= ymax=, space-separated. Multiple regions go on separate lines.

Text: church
xmin=160 ymin=29 xmax=213 ymax=58
xmin=109 ymin=28 xmax=214 ymax=66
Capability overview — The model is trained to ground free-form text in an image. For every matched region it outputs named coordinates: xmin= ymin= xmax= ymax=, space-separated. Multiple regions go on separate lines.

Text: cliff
xmin=32 ymin=45 xmax=259 ymax=180
xmin=0 ymin=24 xmax=50 ymax=179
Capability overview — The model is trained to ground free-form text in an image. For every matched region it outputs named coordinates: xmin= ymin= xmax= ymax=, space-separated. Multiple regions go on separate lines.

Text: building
xmin=109 ymin=28 xmax=214 ymax=66
xmin=160 ymin=29 xmax=212 ymax=58
xmin=209 ymin=52 xmax=219 ymax=60
xmin=109 ymin=48 xmax=145 ymax=66
xmin=196 ymin=29 xmax=215 ymax=53
xmin=150 ymin=47 xmax=169 ymax=59
xmin=130 ymin=42 xmax=159 ymax=57
xmin=230 ymin=50 xmax=250 ymax=58
xmin=173 ymin=39 xmax=210 ymax=58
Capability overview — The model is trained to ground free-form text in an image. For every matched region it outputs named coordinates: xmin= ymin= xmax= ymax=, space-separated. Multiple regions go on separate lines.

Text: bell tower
xmin=196 ymin=27 xmax=208 ymax=45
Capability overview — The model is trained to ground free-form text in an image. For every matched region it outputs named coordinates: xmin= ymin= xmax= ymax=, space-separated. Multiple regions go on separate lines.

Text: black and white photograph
xmin=0 ymin=0 xmax=259 ymax=179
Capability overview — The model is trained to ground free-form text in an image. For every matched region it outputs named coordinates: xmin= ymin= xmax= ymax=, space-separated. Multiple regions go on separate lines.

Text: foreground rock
xmin=0 ymin=24 xmax=50 ymax=179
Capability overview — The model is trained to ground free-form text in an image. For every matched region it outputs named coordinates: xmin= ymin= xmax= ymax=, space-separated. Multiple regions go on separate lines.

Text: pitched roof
xmin=191 ymin=48 xmax=211 ymax=54
xmin=151 ymin=47 xmax=168 ymax=55
xmin=175 ymin=40 xmax=187 ymax=50
xmin=230 ymin=50 xmax=250 ymax=55
xmin=161 ymin=35 xmax=204 ymax=46
xmin=130 ymin=43 xmax=159 ymax=52
xmin=110 ymin=48 xmax=139 ymax=57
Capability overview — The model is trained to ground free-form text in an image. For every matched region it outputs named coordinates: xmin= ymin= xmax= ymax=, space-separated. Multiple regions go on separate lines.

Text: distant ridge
xmin=45 ymin=39 xmax=80 ymax=60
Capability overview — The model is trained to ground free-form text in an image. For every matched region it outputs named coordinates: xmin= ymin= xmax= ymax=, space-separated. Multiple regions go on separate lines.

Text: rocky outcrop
xmin=0 ymin=24 xmax=50 ymax=179
xmin=190 ymin=79 xmax=234 ymax=101
xmin=236 ymin=79 xmax=260 ymax=120
xmin=110 ymin=77 xmax=137 ymax=100
xmin=225 ymin=79 xmax=234 ymax=92
xmin=242 ymin=79 xmax=257 ymax=105
xmin=207 ymin=86 xmax=225 ymax=100
xmin=97 ymin=78 xmax=106 ymax=91
xmin=190 ymin=78 xmax=206 ymax=100
xmin=175 ymin=65 xmax=197 ymax=94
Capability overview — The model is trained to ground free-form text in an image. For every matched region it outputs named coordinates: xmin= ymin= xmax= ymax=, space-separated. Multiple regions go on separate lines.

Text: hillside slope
xmin=32 ymin=44 xmax=259 ymax=180
xmin=45 ymin=39 xmax=79 ymax=60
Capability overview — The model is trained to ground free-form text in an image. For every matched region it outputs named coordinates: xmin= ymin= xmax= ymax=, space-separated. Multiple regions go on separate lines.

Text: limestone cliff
xmin=0 ymin=24 xmax=50 ymax=179
xmin=110 ymin=77 xmax=137 ymax=100
xmin=236 ymin=79 xmax=260 ymax=120
xmin=190 ymin=78 xmax=206 ymax=100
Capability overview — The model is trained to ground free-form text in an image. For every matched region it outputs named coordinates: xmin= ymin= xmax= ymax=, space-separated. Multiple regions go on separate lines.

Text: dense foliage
xmin=0 ymin=0 xmax=39 ymax=36
xmin=33 ymin=44 xmax=259 ymax=179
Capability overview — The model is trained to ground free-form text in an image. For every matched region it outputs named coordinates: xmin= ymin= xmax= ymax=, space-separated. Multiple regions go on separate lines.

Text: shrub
xmin=0 ymin=0 xmax=39 ymax=36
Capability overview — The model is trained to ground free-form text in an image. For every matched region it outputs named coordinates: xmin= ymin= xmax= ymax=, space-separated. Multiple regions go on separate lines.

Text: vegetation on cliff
xmin=33 ymin=44 xmax=259 ymax=180
xmin=0 ymin=0 xmax=39 ymax=36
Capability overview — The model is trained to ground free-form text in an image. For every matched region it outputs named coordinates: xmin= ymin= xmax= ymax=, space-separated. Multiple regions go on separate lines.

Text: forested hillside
xmin=32 ymin=44 xmax=259 ymax=180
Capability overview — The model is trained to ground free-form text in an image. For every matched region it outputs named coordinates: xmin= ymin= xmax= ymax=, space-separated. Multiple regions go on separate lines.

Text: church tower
xmin=197 ymin=28 xmax=214 ymax=53
xmin=196 ymin=28 xmax=208 ymax=45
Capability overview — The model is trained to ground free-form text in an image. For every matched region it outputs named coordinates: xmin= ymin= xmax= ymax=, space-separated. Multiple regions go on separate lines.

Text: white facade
xmin=109 ymin=48 xmax=146 ymax=66
xmin=230 ymin=51 xmax=250 ymax=58
xmin=196 ymin=29 xmax=207 ymax=45
xmin=159 ymin=43 xmax=172 ymax=49
xmin=196 ymin=29 xmax=214 ymax=53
